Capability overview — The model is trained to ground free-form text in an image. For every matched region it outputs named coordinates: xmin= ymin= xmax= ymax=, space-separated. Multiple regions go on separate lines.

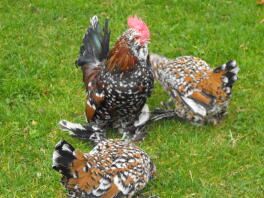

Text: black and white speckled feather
xmin=52 ymin=139 xmax=156 ymax=198
xmin=60 ymin=16 xmax=154 ymax=142
xmin=150 ymin=54 xmax=239 ymax=125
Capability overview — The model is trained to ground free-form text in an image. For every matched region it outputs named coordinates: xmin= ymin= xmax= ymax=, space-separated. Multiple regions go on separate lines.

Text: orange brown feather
xmin=197 ymin=71 xmax=228 ymax=102
xmin=85 ymin=102 xmax=96 ymax=121
xmin=150 ymin=54 xmax=239 ymax=125
xmin=189 ymin=90 xmax=213 ymax=105
xmin=106 ymin=39 xmax=138 ymax=73
xmin=52 ymin=139 xmax=156 ymax=198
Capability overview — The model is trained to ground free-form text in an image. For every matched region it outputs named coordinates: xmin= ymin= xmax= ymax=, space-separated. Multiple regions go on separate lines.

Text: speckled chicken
xmin=52 ymin=139 xmax=156 ymax=198
xmin=150 ymin=54 xmax=240 ymax=125
xmin=59 ymin=16 xmax=154 ymax=141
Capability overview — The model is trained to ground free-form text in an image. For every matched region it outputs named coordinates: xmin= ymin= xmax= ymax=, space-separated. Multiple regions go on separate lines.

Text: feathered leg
xmin=122 ymin=104 xmax=151 ymax=142
xmin=58 ymin=120 xmax=106 ymax=143
xmin=160 ymin=97 xmax=174 ymax=110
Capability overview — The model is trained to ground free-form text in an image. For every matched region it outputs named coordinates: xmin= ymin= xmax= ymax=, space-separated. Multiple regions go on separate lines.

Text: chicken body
xmin=52 ymin=139 xmax=156 ymax=198
xmin=151 ymin=54 xmax=239 ymax=125
xmin=90 ymin=61 xmax=153 ymax=130
xmin=60 ymin=16 xmax=153 ymax=141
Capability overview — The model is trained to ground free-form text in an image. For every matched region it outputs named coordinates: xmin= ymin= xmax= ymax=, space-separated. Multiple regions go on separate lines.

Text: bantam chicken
xmin=59 ymin=15 xmax=154 ymax=141
xmin=52 ymin=139 xmax=156 ymax=198
xmin=150 ymin=54 xmax=240 ymax=125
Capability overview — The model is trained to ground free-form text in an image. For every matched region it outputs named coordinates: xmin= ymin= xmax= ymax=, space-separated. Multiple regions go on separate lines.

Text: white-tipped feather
xmin=52 ymin=151 xmax=61 ymax=166
xmin=90 ymin=16 xmax=98 ymax=30
xmin=73 ymin=172 xmax=78 ymax=179
xmin=58 ymin=120 xmax=86 ymax=135
xmin=223 ymin=77 xmax=229 ymax=84
xmin=62 ymin=144 xmax=73 ymax=153
xmin=232 ymin=76 xmax=238 ymax=81
xmin=54 ymin=140 xmax=63 ymax=148
xmin=134 ymin=104 xmax=150 ymax=127
xmin=92 ymin=189 xmax=105 ymax=197
xmin=231 ymin=67 xmax=240 ymax=74
xmin=221 ymin=63 xmax=226 ymax=70
xmin=74 ymin=184 xmax=79 ymax=190
xmin=97 ymin=178 xmax=112 ymax=191
xmin=114 ymin=175 xmax=130 ymax=195
xmin=230 ymin=60 xmax=236 ymax=67
xmin=87 ymin=100 xmax=96 ymax=110
xmin=225 ymin=87 xmax=231 ymax=94
xmin=181 ymin=96 xmax=207 ymax=117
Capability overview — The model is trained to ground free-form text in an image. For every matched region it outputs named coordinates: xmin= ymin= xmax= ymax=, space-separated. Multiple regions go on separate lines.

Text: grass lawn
xmin=0 ymin=0 xmax=263 ymax=197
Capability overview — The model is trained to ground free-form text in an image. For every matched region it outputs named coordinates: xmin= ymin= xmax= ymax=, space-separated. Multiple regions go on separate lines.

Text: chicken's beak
xmin=145 ymin=39 xmax=151 ymax=43
xmin=141 ymin=38 xmax=150 ymax=44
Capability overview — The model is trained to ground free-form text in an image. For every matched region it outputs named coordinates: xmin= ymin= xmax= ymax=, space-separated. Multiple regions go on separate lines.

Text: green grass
xmin=0 ymin=0 xmax=263 ymax=197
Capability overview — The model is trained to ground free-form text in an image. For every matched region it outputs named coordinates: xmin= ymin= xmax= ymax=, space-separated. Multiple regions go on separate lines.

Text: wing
xmin=63 ymin=153 xmax=106 ymax=197
xmin=179 ymin=60 xmax=239 ymax=116
xmin=85 ymin=67 xmax=106 ymax=121
xmin=66 ymin=152 xmax=131 ymax=198
xmin=86 ymin=39 xmax=138 ymax=121
xmin=190 ymin=60 xmax=239 ymax=105
xmin=159 ymin=56 xmax=213 ymax=116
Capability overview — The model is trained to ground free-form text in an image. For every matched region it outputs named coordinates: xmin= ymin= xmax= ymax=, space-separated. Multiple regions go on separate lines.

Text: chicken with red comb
xmin=59 ymin=15 xmax=154 ymax=142
xmin=128 ymin=15 xmax=150 ymax=44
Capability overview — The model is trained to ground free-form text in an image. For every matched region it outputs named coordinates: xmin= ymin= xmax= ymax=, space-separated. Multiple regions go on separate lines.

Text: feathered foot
xmin=122 ymin=125 xmax=148 ymax=142
xmin=124 ymin=105 xmax=181 ymax=141
xmin=58 ymin=120 xmax=106 ymax=144
xmin=152 ymin=108 xmax=178 ymax=121
xmin=160 ymin=98 xmax=174 ymax=110
xmin=126 ymin=104 xmax=151 ymax=142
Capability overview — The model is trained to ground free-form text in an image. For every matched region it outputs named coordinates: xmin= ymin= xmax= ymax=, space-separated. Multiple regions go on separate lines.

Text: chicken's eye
xmin=134 ymin=35 xmax=141 ymax=40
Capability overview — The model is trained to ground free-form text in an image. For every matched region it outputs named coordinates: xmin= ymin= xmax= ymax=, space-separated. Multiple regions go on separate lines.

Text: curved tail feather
xmin=76 ymin=15 xmax=110 ymax=67
xmin=52 ymin=140 xmax=76 ymax=179
xmin=213 ymin=60 xmax=240 ymax=95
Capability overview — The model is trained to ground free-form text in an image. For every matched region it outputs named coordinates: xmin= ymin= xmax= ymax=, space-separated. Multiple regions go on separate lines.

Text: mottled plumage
xmin=52 ymin=139 xmax=156 ymax=198
xmin=60 ymin=16 xmax=154 ymax=141
xmin=151 ymin=54 xmax=239 ymax=125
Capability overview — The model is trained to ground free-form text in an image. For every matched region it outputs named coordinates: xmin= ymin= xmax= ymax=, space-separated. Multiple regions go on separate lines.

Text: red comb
xmin=128 ymin=15 xmax=150 ymax=41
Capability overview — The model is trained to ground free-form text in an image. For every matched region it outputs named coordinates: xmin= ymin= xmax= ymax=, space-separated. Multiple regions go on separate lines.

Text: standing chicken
xmin=60 ymin=15 xmax=153 ymax=141
xmin=52 ymin=139 xmax=156 ymax=198
xmin=150 ymin=54 xmax=239 ymax=125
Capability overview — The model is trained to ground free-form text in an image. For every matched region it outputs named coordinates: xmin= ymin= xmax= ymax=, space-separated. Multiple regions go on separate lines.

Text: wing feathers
xmin=189 ymin=90 xmax=212 ymax=105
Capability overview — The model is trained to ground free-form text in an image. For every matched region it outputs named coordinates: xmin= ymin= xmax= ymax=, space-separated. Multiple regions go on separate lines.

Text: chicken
xmin=52 ymin=139 xmax=156 ymax=198
xmin=150 ymin=54 xmax=240 ymax=125
xmin=257 ymin=0 xmax=264 ymax=5
xmin=59 ymin=16 xmax=154 ymax=141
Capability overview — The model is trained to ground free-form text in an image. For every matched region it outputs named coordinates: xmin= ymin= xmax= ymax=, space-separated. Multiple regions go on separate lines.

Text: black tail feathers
xmin=58 ymin=120 xmax=106 ymax=143
xmin=214 ymin=60 xmax=240 ymax=94
xmin=52 ymin=140 xmax=76 ymax=179
xmin=76 ymin=15 xmax=110 ymax=67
